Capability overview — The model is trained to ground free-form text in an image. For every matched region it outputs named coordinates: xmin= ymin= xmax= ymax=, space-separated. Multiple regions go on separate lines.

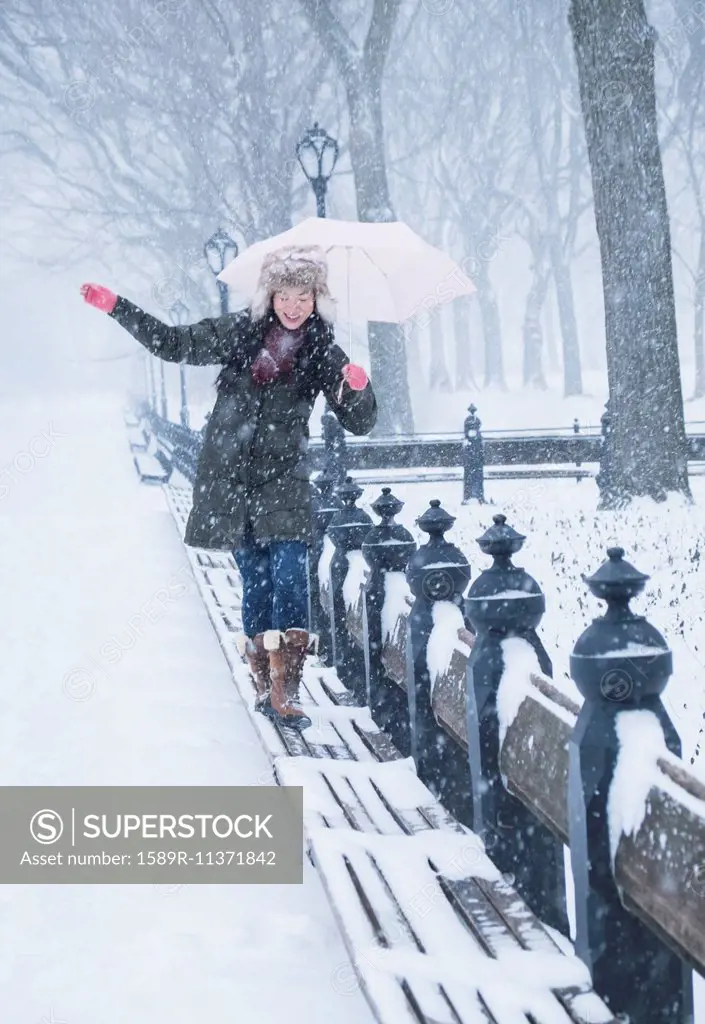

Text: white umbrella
xmin=217 ymin=217 xmax=475 ymax=324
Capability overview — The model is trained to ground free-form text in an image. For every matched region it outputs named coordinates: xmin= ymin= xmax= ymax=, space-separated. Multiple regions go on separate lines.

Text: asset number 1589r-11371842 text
xmin=138 ymin=851 xmax=277 ymax=866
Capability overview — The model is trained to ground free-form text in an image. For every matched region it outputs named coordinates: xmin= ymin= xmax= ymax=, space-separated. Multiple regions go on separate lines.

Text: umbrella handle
xmin=347 ymin=247 xmax=353 ymax=362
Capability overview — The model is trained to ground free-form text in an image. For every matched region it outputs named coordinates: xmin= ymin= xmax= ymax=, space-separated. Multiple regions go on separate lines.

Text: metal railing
xmin=133 ymin=400 xmax=705 ymax=493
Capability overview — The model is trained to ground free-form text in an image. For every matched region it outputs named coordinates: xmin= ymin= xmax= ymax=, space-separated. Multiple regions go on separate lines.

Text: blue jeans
xmin=233 ymin=535 xmax=310 ymax=636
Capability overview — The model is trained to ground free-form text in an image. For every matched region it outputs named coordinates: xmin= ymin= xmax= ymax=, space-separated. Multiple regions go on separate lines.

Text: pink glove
xmin=80 ymin=282 xmax=117 ymax=313
xmin=342 ymin=363 xmax=368 ymax=391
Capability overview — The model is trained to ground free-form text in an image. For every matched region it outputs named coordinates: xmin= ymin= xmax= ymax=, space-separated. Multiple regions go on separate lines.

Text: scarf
xmin=250 ymin=322 xmax=306 ymax=385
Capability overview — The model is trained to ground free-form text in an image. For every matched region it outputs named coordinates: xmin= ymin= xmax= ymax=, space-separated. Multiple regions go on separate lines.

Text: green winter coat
xmin=110 ymin=296 xmax=377 ymax=551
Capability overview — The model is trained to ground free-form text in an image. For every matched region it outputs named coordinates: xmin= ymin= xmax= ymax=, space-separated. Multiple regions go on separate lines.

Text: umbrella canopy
xmin=217 ymin=217 xmax=475 ymax=323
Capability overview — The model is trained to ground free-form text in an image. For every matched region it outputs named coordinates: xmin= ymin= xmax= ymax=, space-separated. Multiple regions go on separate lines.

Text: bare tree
xmin=386 ymin=1 xmax=532 ymax=391
xmin=297 ymin=0 xmax=414 ymax=434
xmin=522 ymin=230 xmax=550 ymax=389
xmin=516 ymin=1 xmax=590 ymax=395
xmin=0 ymin=0 xmax=330 ymax=307
xmin=432 ymin=28 xmax=526 ymax=390
xmin=569 ymin=0 xmax=690 ymax=506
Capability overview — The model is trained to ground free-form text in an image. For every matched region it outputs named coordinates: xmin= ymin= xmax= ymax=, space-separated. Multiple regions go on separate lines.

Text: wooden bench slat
xmin=615 ymin=783 xmax=705 ymax=975
xmin=313 ymin=668 xmax=361 ymax=707
xmin=440 ymin=878 xmax=595 ymax=1021
xmin=320 ymin=773 xmax=380 ymax=832
xmin=310 ymin=830 xmax=615 ymax=1024
xmin=319 ymin=838 xmax=481 ymax=1023
xmin=274 ymin=757 xmax=451 ymax=837
xmin=416 ymin=803 xmax=468 ymax=835
xmin=436 ymin=876 xmax=528 ymax=957
xmin=350 ymin=721 xmax=406 ymax=763
xmin=368 ymin=778 xmax=465 ymax=837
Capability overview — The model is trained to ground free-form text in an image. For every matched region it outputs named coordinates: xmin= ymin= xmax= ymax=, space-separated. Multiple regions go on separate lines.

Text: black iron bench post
xmin=404 ymin=500 xmax=472 ymax=804
xmin=325 ymin=477 xmax=373 ymax=705
xmin=462 ymin=512 xmax=567 ymax=935
xmin=309 ymin=467 xmax=343 ymax=660
xmin=360 ymin=487 xmax=416 ymax=747
xmin=569 ymin=547 xmax=694 ymax=1023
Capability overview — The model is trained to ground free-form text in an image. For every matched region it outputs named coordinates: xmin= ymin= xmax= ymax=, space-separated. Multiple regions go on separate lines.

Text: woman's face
xmin=273 ymin=287 xmax=315 ymax=329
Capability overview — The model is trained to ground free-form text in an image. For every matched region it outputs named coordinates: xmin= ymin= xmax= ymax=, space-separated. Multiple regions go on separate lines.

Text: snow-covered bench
xmin=317 ymin=489 xmax=704 ymax=1022
xmin=123 ymin=410 xmax=141 ymax=428
xmin=158 ymin=472 xmax=701 ymax=1023
xmin=126 ymin=425 xmax=149 ymax=451
xmin=161 ymin=482 xmax=616 ymax=1024
xmin=274 ymin=757 xmax=617 ymax=1024
xmin=133 ymin=451 xmax=170 ymax=483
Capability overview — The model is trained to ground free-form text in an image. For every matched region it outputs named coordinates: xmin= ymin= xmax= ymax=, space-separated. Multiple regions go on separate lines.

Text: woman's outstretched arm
xmin=81 ymin=284 xmax=250 ymax=366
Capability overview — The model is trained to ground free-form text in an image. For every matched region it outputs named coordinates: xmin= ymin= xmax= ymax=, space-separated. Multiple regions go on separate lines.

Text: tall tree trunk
xmin=368 ymin=322 xmax=414 ymax=434
xmin=548 ymin=230 xmax=583 ymax=395
xmin=544 ymin=291 xmax=560 ymax=374
xmin=475 ymin=260 xmax=506 ymax=388
xmin=348 ymin=83 xmax=414 ymax=432
xmin=454 ymin=295 xmax=477 ymax=389
xmin=569 ymin=0 xmax=690 ymax=506
xmin=404 ymin=320 xmax=422 ymax=390
xmin=523 ymin=253 xmax=549 ymax=388
xmin=429 ymin=308 xmax=452 ymax=390
xmin=517 ymin=3 xmax=583 ymax=397
xmin=693 ymin=230 xmax=705 ymax=399
xmin=298 ymin=0 xmax=414 ymax=435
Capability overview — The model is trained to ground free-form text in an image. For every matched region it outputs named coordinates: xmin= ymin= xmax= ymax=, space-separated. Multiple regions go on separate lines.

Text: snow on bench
xmin=274 ymin=755 xmax=460 ymax=836
xmin=159 ymin=481 xmax=617 ymax=1024
xmin=133 ymin=452 xmax=170 ymax=483
xmin=162 ymin=485 xmax=396 ymax=763
xmin=273 ymin=757 xmax=615 ymax=1022
xmin=308 ymin=826 xmax=616 ymax=1024
xmin=127 ymin=426 xmax=149 ymax=451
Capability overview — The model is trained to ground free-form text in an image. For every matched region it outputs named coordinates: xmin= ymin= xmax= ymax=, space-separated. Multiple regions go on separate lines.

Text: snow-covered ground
xmin=0 ymin=392 xmax=374 ymax=1024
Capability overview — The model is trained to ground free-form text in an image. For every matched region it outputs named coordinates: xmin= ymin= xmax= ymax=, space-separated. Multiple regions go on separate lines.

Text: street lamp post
xmin=295 ymin=121 xmax=340 ymax=218
xmin=145 ymin=352 xmax=157 ymax=414
xmin=204 ymin=228 xmax=238 ymax=316
xmin=296 ymin=122 xmax=346 ymax=484
xmin=158 ymin=358 xmax=167 ymax=420
xmin=170 ymin=299 xmax=191 ymax=429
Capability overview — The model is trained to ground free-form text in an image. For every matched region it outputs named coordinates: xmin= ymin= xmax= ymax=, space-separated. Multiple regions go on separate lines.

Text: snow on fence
xmin=312 ymin=475 xmax=705 ymax=1024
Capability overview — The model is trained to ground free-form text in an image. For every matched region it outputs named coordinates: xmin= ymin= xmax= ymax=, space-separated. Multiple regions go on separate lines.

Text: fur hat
xmin=250 ymin=244 xmax=336 ymax=323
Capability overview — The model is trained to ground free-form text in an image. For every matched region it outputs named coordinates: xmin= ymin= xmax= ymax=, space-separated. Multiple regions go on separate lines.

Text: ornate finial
xmin=465 ymin=513 xmax=544 ymax=637
xmin=476 ymin=514 xmax=525 ymax=561
xmin=407 ymin=500 xmax=470 ymax=602
xmin=582 ymin=546 xmax=650 ymax=604
xmin=363 ymin=488 xmax=415 ymax=573
xmin=417 ymin=499 xmax=456 ymax=540
xmin=336 ymin=476 xmax=363 ymax=507
xmin=571 ymin=546 xmax=670 ymax=704
xmin=371 ymin=487 xmax=404 ymax=524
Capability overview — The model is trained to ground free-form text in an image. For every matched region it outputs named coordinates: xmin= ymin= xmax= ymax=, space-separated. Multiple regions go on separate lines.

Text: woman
xmin=80 ymin=245 xmax=377 ymax=730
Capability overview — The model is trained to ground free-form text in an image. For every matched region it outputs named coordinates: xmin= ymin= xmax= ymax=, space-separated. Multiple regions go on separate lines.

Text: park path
xmin=0 ymin=389 xmax=373 ymax=1024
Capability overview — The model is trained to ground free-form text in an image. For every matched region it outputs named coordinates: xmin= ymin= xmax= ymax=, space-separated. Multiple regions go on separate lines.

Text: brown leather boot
xmin=235 ymin=633 xmax=272 ymax=715
xmin=264 ymin=629 xmax=312 ymax=730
